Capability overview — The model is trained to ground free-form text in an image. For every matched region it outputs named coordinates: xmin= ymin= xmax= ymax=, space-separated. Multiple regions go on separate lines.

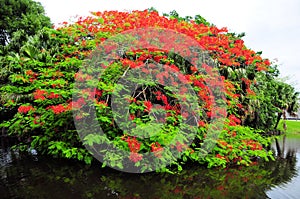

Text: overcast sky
xmin=37 ymin=0 xmax=300 ymax=91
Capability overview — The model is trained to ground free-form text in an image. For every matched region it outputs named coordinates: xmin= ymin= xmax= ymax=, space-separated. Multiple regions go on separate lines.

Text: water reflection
xmin=266 ymin=136 xmax=300 ymax=199
xmin=0 ymin=136 xmax=299 ymax=199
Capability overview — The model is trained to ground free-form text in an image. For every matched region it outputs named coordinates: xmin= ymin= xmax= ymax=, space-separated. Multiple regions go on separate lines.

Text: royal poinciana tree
xmin=0 ymin=9 xmax=297 ymax=172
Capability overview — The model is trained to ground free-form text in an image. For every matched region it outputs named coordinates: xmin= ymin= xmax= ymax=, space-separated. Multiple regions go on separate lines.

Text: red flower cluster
xmin=125 ymin=137 xmax=141 ymax=153
xmin=151 ymin=142 xmax=164 ymax=158
xmin=47 ymin=104 xmax=68 ymax=114
xmin=33 ymin=90 xmax=61 ymax=101
xmin=175 ymin=141 xmax=187 ymax=152
xmin=123 ymin=137 xmax=143 ymax=163
xmin=74 ymin=72 xmax=92 ymax=82
xmin=228 ymin=114 xmax=241 ymax=126
xmin=33 ymin=89 xmax=47 ymax=100
xmin=216 ymin=154 xmax=225 ymax=159
xmin=68 ymin=97 xmax=86 ymax=110
xmin=198 ymin=120 xmax=206 ymax=127
xmin=48 ymin=92 xmax=60 ymax=99
xmin=18 ymin=105 xmax=34 ymax=114
xmin=143 ymin=100 xmax=152 ymax=112
xmin=25 ymin=70 xmax=38 ymax=82
xmin=121 ymin=59 xmax=143 ymax=69
xmin=243 ymin=140 xmax=263 ymax=151
xmin=129 ymin=152 xmax=143 ymax=163
xmin=215 ymin=153 xmax=229 ymax=162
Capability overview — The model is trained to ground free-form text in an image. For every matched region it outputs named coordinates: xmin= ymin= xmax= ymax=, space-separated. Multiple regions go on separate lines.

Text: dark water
xmin=1 ymin=136 xmax=299 ymax=199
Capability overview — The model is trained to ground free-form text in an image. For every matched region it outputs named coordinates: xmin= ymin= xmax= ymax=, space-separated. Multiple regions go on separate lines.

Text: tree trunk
xmin=283 ymin=110 xmax=287 ymax=133
xmin=282 ymin=134 xmax=286 ymax=157
xmin=274 ymin=112 xmax=283 ymax=129
xmin=275 ymin=138 xmax=282 ymax=158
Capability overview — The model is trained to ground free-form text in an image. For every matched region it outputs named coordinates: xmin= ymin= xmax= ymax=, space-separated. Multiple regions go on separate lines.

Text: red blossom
xmin=154 ymin=91 xmax=162 ymax=100
xmin=68 ymin=98 xmax=86 ymax=109
xmin=228 ymin=115 xmax=241 ymax=124
xmin=246 ymin=88 xmax=256 ymax=96
xmin=18 ymin=105 xmax=34 ymax=114
xmin=95 ymin=89 xmax=102 ymax=97
xmin=129 ymin=152 xmax=143 ymax=163
xmin=97 ymin=100 xmax=107 ymax=107
xmin=217 ymin=185 xmax=225 ymax=191
xmin=198 ymin=121 xmax=206 ymax=127
xmin=48 ymin=92 xmax=60 ymax=99
xmin=242 ymin=140 xmax=263 ymax=150
xmin=25 ymin=70 xmax=34 ymax=76
xmin=129 ymin=114 xmax=135 ymax=120
xmin=169 ymin=64 xmax=180 ymax=72
xmin=75 ymin=115 xmax=83 ymax=120
xmin=161 ymin=95 xmax=168 ymax=105
xmin=33 ymin=89 xmax=47 ymax=100
xmin=126 ymin=137 xmax=141 ymax=153
xmin=218 ymin=140 xmax=228 ymax=147
xmin=48 ymin=104 xmax=67 ymax=114
xmin=237 ymin=103 xmax=243 ymax=109
xmin=151 ymin=142 xmax=164 ymax=158
xmin=176 ymin=141 xmax=187 ymax=152
xmin=216 ymin=154 xmax=225 ymax=159
xmin=143 ymin=100 xmax=152 ymax=112
xmin=181 ymin=111 xmax=189 ymax=119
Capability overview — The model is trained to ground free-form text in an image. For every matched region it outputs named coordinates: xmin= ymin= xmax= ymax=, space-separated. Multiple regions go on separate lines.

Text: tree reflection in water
xmin=0 ymin=136 xmax=299 ymax=199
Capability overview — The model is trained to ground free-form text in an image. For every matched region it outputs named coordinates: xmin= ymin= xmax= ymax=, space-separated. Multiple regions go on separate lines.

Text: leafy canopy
xmin=0 ymin=0 xmax=51 ymax=54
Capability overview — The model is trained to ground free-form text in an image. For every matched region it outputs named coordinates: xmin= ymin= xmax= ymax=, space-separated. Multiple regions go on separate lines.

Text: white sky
xmin=37 ymin=0 xmax=300 ymax=91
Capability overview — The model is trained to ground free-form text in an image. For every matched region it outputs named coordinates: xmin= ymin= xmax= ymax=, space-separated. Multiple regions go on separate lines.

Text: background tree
xmin=0 ymin=0 xmax=51 ymax=54
xmin=0 ymin=0 xmax=51 ymax=128
xmin=273 ymin=81 xmax=299 ymax=129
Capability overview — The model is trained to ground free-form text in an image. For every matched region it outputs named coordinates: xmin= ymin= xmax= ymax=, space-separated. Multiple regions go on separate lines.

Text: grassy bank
xmin=277 ymin=120 xmax=300 ymax=135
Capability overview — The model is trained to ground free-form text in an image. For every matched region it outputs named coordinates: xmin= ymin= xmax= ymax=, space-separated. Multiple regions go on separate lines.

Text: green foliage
xmin=247 ymin=69 xmax=300 ymax=131
xmin=0 ymin=0 xmax=51 ymax=54
xmin=0 ymin=26 xmax=93 ymax=163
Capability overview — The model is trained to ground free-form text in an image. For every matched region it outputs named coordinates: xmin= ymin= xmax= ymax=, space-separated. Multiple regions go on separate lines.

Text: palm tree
xmin=274 ymin=82 xmax=299 ymax=131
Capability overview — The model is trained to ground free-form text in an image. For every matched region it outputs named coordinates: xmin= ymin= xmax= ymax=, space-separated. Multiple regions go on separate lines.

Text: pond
xmin=1 ymin=135 xmax=299 ymax=199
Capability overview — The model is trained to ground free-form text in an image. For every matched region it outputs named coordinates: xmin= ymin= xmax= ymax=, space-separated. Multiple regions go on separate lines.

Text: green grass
xmin=277 ymin=120 xmax=300 ymax=135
